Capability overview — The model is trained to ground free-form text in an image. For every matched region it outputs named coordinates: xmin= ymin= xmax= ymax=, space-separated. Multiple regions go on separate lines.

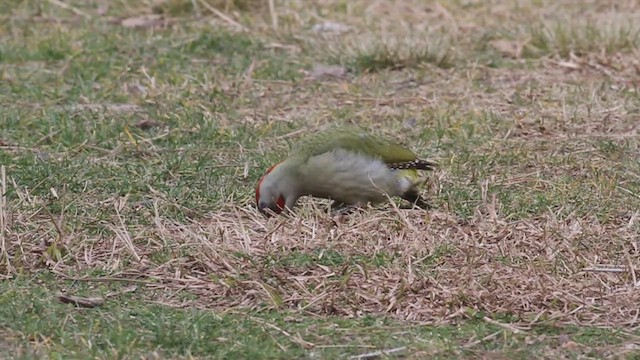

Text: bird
xmin=255 ymin=127 xmax=436 ymax=216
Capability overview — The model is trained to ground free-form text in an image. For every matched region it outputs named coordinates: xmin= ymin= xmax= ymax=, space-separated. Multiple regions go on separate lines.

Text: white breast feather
xmin=299 ymin=149 xmax=410 ymax=204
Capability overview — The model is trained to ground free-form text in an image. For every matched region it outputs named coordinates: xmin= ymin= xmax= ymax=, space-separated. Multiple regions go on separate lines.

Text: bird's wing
xmin=291 ymin=128 xmax=435 ymax=169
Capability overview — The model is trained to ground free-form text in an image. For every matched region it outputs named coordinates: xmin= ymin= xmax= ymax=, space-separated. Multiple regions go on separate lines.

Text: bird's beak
xmin=257 ymin=202 xmax=278 ymax=217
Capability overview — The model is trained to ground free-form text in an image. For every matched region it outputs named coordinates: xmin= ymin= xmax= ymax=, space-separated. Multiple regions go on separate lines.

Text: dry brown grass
xmin=6 ymin=190 xmax=640 ymax=330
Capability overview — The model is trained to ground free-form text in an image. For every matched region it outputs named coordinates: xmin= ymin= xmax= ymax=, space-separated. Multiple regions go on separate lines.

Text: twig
xmin=250 ymin=316 xmax=315 ymax=349
xmin=274 ymin=128 xmax=306 ymax=140
xmin=384 ymin=191 xmax=416 ymax=232
xmin=463 ymin=330 xmax=502 ymax=348
xmin=261 ymin=218 xmax=287 ymax=240
xmin=367 ymin=174 xmax=416 ymax=231
xmin=626 ymin=253 xmax=638 ymax=288
xmin=268 ymin=0 xmax=278 ymax=31
xmin=618 ymin=185 xmax=640 ymax=200
xmin=299 ymin=291 xmax=330 ymax=311
xmin=47 ymin=0 xmax=90 ymax=18
xmin=57 ymin=285 xmax=137 ymax=308
xmin=528 ymin=310 xmax=547 ymax=326
xmin=52 ymin=270 xmax=152 ymax=284
xmin=348 ymin=346 xmax=407 ymax=360
xmin=244 ymin=280 xmax=281 ymax=308
xmin=315 ymin=344 xmax=376 ymax=349
xmin=113 ymin=201 xmax=141 ymax=262
xmin=483 ymin=316 xmax=525 ymax=333
xmin=0 ymin=165 xmax=10 ymax=274
xmin=583 ymin=266 xmax=626 ymax=273
xmin=57 ymin=293 xmax=104 ymax=308
xmin=197 ymin=0 xmax=248 ymax=31
xmin=233 ymin=206 xmax=253 ymax=252
xmin=105 ymin=285 xmax=138 ymax=298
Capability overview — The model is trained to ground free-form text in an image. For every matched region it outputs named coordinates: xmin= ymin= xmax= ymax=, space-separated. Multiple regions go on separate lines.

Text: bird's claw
xmin=328 ymin=202 xmax=360 ymax=217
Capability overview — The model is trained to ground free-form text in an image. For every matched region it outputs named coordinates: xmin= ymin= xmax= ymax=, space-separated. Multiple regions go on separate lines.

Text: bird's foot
xmin=400 ymin=191 xmax=431 ymax=210
xmin=328 ymin=202 xmax=360 ymax=217
xmin=331 ymin=205 xmax=360 ymax=216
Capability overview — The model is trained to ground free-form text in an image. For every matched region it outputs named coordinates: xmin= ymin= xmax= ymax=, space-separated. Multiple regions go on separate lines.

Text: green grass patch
xmin=0 ymin=276 xmax=632 ymax=359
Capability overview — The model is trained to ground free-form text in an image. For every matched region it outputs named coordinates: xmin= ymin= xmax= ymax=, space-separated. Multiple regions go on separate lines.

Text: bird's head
xmin=255 ymin=162 xmax=288 ymax=217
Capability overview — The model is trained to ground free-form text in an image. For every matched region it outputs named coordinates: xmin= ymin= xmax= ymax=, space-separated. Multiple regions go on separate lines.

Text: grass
xmin=1 ymin=276 xmax=633 ymax=359
xmin=1 ymin=0 xmax=640 ymax=358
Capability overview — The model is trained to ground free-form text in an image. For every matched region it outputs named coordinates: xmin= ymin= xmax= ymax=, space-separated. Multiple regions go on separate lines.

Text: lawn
xmin=1 ymin=0 xmax=639 ymax=358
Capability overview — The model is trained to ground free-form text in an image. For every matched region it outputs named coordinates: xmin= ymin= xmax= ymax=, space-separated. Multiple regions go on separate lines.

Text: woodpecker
xmin=255 ymin=128 xmax=436 ymax=216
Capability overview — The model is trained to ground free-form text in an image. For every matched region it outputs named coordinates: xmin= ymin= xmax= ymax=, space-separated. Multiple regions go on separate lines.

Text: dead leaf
xmin=265 ymin=43 xmax=300 ymax=54
xmin=558 ymin=334 xmax=581 ymax=350
xmin=558 ymin=334 xmax=571 ymax=343
xmin=37 ymin=151 xmax=51 ymax=161
xmin=105 ymin=285 xmax=138 ymax=298
xmin=57 ymin=293 xmax=105 ymax=308
xmin=121 ymin=14 xmax=165 ymax=28
xmin=134 ymin=119 xmax=161 ymax=130
xmin=57 ymin=103 xmax=142 ymax=113
xmin=125 ymin=82 xmax=148 ymax=97
xmin=555 ymin=60 xmax=581 ymax=70
xmin=96 ymin=5 xmax=109 ymax=16
xmin=403 ymin=118 xmax=417 ymax=129
xmin=561 ymin=340 xmax=580 ymax=350
xmin=307 ymin=64 xmax=349 ymax=80
xmin=490 ymin=39 xmax=524 ymax=59
xmin=312 ymin=21 xmax=352 ymax=34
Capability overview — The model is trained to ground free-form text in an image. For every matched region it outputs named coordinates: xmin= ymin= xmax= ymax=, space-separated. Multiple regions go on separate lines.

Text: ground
xmin=1 ymin=0 xmax=640 ymax=358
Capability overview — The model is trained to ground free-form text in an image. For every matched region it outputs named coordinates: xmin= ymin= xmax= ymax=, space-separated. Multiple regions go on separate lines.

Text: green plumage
xmin=289 ymin=127 xmax=429 ymax=167
xmin=286 ymin=127 xmax=435 ymax=201
xmin=255 ymin=127 xmax=435 ymax=215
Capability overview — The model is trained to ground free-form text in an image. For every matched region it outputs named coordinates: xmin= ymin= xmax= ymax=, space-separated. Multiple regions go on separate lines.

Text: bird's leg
xmin=331 ymin=204 xmax=360 ymax=216
xmin=400 ymin=190 xmax=431 ymax=210
xmin=328 ymin=201 xmax=360 ymax=216
xmin=323 ymin=200 xmax=344 ymax=213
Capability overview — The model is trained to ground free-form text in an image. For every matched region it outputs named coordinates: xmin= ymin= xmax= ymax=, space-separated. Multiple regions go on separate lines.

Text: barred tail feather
xmin=388 ymin=159 xmax=436 ymax=171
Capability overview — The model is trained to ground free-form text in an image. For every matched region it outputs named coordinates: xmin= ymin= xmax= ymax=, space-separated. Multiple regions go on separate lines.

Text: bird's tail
xmin=388 ymin=159 xmax=436 ymax=171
